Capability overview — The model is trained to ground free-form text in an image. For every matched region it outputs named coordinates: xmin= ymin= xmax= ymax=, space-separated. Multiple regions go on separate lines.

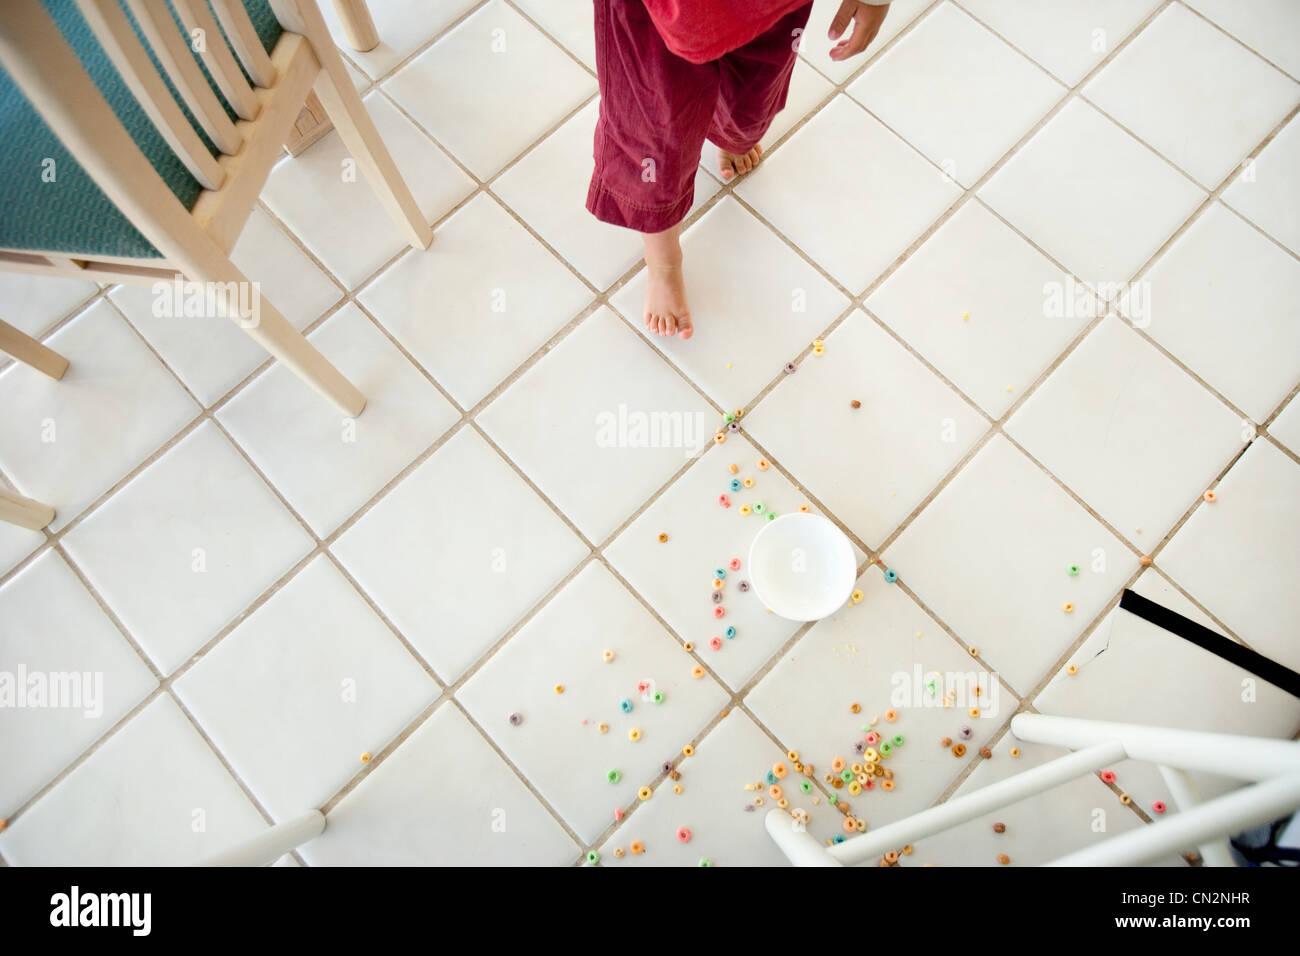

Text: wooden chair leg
xmin=331 ymin=0 xmax=378 ymax=52
xmin=0 ymin=487 xmax=55 ymax=530
xmin=270 ymin=0 xmax=432 ymax=250
xmin=0 ymin=319 xmax=69 ymax=379
xmin=210 ymin=260 xmax=366 ymax=416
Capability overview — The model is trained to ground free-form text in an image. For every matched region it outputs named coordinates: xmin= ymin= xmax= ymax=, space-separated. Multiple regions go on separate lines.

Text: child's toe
xmin=676 ymin=316 xmax=694 ymax=339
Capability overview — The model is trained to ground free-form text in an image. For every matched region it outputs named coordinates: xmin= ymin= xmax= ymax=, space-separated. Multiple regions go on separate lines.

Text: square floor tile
xmin=333 ymin=427 xmax=587 ymax=682
xmin=383 ymin=0 xmax=596 ymax=180
xmin=738 ymin=95 xmax=960 ymax=294
xmin=512 ymin=0 xmax=597 ymax=70
xmin=606 ymin=432 xmax=864 ymax=690
xmin=359 ymin=193 xmax=593 ymax=408
xmin=1182 ymin=0 xmax=1300 ymax=84
xmin=1221 ymin=114 xmax=1300 ymax=256
xmin=0 ymin=695 xmax=267 ymax=865
xmin=174 ymin=556 xmax=439 ymax=820
xmin=744 ymin=310 xmax=987 ymax=547
xmin=457 ymin=562 xmax=729 ymax=846
xmin=62 ymin=422 xmax=313 ymax=676
xmin=217 ymin=304 xmax=460 ymax=537
xmin=979 ymin=98 xmax=1205 ymax=284
xmin=261 ymin=92 xmax=475 ymax=289
xmin=479 ymin=307 xmax=714 ymax=543
xmin=319 ymin=0 xmax=480 ymax=80
xmin=799 ymin=0 xmax=931 ymax=85
xmin=957 ymin=0 xmax=1162 ymax=86
xmin=1158 ymin=438 xmax=1300 ymax=673
xmin=301 ymin=701 xmax=579 ymax=865
xmin=1119 ymin=202 xmax=1300 ymax=424
xmin=848 ymin=2 xmax=1064 ymax=188
xmin=1007 ymin=315 xmax=1246 ymax=541
xmin=1269 ymin=396 xmax=1300 ymax=457
xmin=0 ymin=550 xmax=156 ymax=817
xmin=868 ymin=200 xmax=1098 ymax=419
xmin=1082 ymin=4 xmax=1298 ymax=189
xmin=1034 ymin=568 xmax=1300 ymax=815
xmin=911 ymin=733 xmax=1184 ymax=866
xmin=747 ymin=566 xmax=1017 ymax=830
xmin=495 ymin=98 xmax=720 ymax=291
xmin=110 ymin=207 xmax=342 ymax=407
xmin=885 ymin=435 xmax=1136 ymax=694
xmin=0 ymin=272 xmax=96 ymax=339
xmin=0 ymin=300 xmax=199 ymax=532
xmin=598 ymin=708 xmax=844 ymax=866
xmin=700 ymin=59 xmax=835 ymax=182
xmin=610 ymin=198 xmax=850 ymax=411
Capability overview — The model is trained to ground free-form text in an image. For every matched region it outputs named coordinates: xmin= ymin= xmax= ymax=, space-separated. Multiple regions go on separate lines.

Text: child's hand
xmin=827 ymin=1 xmax=890 ymax=61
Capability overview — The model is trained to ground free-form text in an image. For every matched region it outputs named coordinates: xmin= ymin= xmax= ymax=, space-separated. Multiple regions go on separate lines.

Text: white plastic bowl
xmin=747 ymin=513 xmax=856 ymax=621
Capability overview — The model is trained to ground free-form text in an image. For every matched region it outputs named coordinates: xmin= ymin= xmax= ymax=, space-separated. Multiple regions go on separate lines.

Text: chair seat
xmin=0 ymin=0 xmax=282 ymax=260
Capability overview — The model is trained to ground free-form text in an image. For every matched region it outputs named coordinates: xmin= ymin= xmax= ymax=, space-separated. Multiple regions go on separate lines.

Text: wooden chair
xmin=0 ymin=0 xmax=432 ymax=423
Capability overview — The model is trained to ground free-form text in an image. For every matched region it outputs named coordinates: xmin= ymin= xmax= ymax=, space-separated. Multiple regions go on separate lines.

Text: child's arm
xmin=828 ymin=1 xmax=892 ymax=61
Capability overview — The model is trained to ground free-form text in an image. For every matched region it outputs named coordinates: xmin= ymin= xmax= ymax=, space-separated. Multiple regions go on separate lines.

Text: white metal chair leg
xmin=827 ymin=741 xmax=1125 ymax=865
xmin=1158 ymin=765 xmax=1237 ymax=867
xmin=196 ymin=810 xmax=325 ymax=866
xmin=764 ymin=809 xmax=843 ymax=866
xmin=765 ymin=714 xmax=1300 ymax=866
xmin=1047 ymin=773 xmax=1300 ymax=867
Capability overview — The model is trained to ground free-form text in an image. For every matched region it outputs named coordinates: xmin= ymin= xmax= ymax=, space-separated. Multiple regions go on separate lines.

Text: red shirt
xmin=643 ymin=0 xmax=812 ymax=64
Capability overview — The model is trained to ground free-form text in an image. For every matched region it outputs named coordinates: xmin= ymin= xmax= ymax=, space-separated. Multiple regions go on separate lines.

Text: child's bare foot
xmin=642 ymin=225 xmax=693 ymax=339
xmin=644 ymin=260 xmax=693 ymax=339
xmin=718 ymin=144 xmax=763 ymax=180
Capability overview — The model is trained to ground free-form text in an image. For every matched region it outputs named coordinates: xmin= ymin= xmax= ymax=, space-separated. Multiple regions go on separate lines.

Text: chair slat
xmin=173 ymin=0 xmax=260 ymax=120
xmin=72 ymin=0 xmax=225 ymax=190
xmin=210 ymin=0 xmax=275 ymax=88
xmin=122 ymin=0 xmax=242 ymax=155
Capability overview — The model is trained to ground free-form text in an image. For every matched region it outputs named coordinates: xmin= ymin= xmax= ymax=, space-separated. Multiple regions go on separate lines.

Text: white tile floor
xmin=0 ymin=0 xmax=1297 ymax=867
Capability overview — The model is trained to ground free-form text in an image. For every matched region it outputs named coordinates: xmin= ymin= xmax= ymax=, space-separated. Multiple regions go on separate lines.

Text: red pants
xmin=586 ymin=0 xmax=813 ymax=233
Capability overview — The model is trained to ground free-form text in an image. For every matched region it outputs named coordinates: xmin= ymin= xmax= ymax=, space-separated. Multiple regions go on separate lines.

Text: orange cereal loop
xmin=884 ymin=709 xmax=898 ymax=722
xmin=850 ymin=702 xmax=861 ymax=714
xmin=630 ymin=841 xmax=645 ymax=855
xmin=952 ymin=743 xmax=967 ymax=757
xmin=831 ymin=757 xmax=846 ymax=772
xmin=769 ymin=785 xmax=783 ymax=800
xmin=884 ymin=850 xmax=899 ymax=863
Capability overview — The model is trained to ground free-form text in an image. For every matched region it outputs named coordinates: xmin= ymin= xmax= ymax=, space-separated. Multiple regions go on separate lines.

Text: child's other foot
xmin=718 ymin=144 xmax=763 ymax=180
xmin=644 ymin=261 xmax=693 ymax=339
